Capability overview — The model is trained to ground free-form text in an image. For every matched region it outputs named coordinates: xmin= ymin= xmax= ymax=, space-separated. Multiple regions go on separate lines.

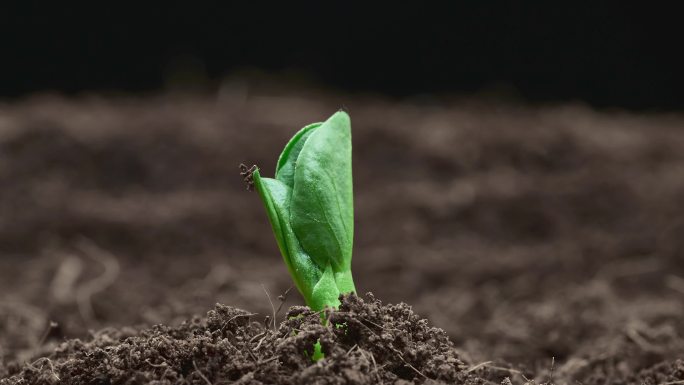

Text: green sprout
xmin=246 ymin=111 xmax=356 ymax=311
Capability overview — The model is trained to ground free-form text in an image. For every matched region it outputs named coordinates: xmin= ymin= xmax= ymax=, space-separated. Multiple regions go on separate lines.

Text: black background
xmin=1 ymin=3 xmax=681 ymax=110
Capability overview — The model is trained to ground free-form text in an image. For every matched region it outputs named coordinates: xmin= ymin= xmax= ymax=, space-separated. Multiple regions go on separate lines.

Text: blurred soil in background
xmin=1 ymin=84 xmax=684 ymax=383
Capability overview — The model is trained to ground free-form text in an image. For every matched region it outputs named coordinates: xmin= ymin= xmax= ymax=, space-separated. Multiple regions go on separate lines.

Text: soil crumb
xmin=1 ymin=294 xmax=486 ymax=385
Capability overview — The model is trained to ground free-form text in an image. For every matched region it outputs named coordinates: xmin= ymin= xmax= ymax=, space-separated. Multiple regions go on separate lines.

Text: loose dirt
xmin=2 ymin=294 xmax=488 ymax=384
xmin=1 ymin=87 xmax=683 ymax=384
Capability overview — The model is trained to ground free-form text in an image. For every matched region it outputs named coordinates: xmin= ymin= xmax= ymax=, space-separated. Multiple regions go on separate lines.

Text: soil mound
xmin=1 ymin=294 xmax=485 ymax=385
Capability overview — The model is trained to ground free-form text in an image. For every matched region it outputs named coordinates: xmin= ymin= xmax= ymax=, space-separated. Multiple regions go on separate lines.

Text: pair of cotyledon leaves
xmin=253 ymin=111 xmax=355 ymax=311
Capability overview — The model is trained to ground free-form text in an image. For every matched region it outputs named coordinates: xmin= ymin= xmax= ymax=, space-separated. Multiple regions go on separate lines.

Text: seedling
xmin=244 ymin=111 xmax=356 ymax=311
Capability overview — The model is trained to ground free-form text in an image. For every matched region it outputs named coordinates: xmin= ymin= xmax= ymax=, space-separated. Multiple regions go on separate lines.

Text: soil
xmin=1 ymin=294 xmax=487 ymax=385
xmin=1 ymin=85 xmax=684 ymax=384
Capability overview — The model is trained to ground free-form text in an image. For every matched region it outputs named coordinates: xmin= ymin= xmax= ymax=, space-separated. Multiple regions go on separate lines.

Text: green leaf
xmin=312 ymin=340 xmax=324 ymax=362
xmin=310 ymin=263 xmax=341 ymax=310
xmin=250 ymin=111 xmax=356 ymax=311
xmin=290 ymin=111 xmax=354 ymax=273
xmin=275 ymin=122 xmax=321 ymax=188
xmin=253 ymin=170 xmax=321 ymax=303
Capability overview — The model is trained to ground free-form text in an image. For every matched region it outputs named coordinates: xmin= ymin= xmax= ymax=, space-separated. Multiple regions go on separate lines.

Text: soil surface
xmin=1 ymin=294 xmax=487 ymax=384
xmin=1 ymin=85 xmax=684 ymax=384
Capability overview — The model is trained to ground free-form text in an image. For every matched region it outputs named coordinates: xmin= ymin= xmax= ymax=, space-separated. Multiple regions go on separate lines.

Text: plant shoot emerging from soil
xmin=245 ymin=111 xmax=356 ymax=311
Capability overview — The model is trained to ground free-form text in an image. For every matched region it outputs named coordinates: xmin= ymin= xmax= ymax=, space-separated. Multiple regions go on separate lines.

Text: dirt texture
xmin=1 ymin=84 xmax=684 ymax=384
xmin=2 ymin=294 xmax=486 ymax=384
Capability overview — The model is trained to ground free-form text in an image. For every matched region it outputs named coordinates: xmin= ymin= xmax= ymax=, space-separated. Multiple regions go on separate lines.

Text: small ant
xmin=239 ymin=163 xmax=258 ymax=191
